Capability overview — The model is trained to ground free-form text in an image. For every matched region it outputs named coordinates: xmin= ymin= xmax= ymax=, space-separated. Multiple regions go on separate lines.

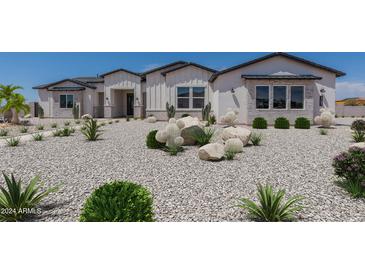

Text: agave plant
xmin=6 ymin=137 xmax=20 ymax=147
xmin=82 ymin=118 xmax=102 ymax=141
xmin=224 ymin=150 xmax=236 ymax=160
xmin=352 ymin=130 xmax=365 ymax=142
xmin=250 ymin=133 xmax=263 ymax=146
xmin=0 ymin=173 xmax=59 ymax=221
xmin=237 ymin=184 xmax=304 ymax=222
xmin=192 ymin=127 xmax=215 ymax=146
xmin=20 ymin=126 xmax=28 ymax=133
xmin=32 ymin=133 xmax=43 ymax=141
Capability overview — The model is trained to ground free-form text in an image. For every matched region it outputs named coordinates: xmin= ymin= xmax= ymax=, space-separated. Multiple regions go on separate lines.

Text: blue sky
xmin=0 ymin=52 xmax=364 ymax=101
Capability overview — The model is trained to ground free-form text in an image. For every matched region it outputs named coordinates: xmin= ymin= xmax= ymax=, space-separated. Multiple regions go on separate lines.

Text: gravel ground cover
xmin=0 ymin=119 xmax=364 ymax=222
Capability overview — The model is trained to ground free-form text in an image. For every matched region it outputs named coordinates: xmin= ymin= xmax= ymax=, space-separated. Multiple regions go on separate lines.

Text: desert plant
xmin=250 ymin=133 xmax=263 ymax=146
xmin=75 ymin=120 xmax=81 ymax=125
xmin=274 ymin=117 xmax=290 ymax=129
xmin=237 ymin=184 xmax=304 ymax=222
xmin=126 ymin=117 xmax=130 ymax=122
xmin=166 ymin=102 xmax=175 ymax=119
xmin=60 ymin=127 xmax=72 ymax=137
xmin=192 ymin=127 xmax=215 ymax=147
xmin=6 ymin=137 xmax=20 ymax=147
xmin=108 ymin=120 xmax=113 ymax=124
xmin=82 ymin=118 xmax=102 ymax=141
xmin=202 ymin=102 xmax=211 ymax=121
xmin=319 ymin=129 xmax=328 ymax=135
xmin=72 ymin=104 xmax=80 ymax=119
xmin=115 ymin=120 xmax=120 ymax=123
xmin=32 ymin=133 xmax=43 ymax=141
xmin=163 ymin=145 xmax=184 ymax=156
xmin=181 ymin=113 xmax=190 ymax=118
xmin=252 ymin=117 xmax=267 ymax=129
xmin=20 ymin=126 xmax=28 ymax=133
xmin=134 ymin=117 xmax=138 ymax=120
xmin=100 ymin=121 xmax=106 ymax=126
xmin=64 ymin=121 xmax=70 ymax=126
xmin=224 ymin=150 xmax=237 ymax=160
xmin=0 ymin=129 xmax=8 ymax=136
xmin=351 ymin=119 xmax=365 ymax=131
xmin=208 ymin=114 xmax=216 ymax=126
xmin=79 ymin=180 xmax=154 ymax=222
xmin=335 ymin=179 xmax=365 ymax=198
xmin=294 ymin=117 xmax=310 ymax=129
xmin=38 ymin=105 xmax=44 ymax=118
xmin=52 ymin=129 xmax=62 ymax=137
xmin=146 ymin=130 xmax=165 ymax=149
xmin=352 ymin=130 xmax=365 ymax=142
xmin=36 ymin=125 xmax=44 ymax=130
xmin=70 ymin=127 xmax=75 ymax=133
xmin=51 ymin=123 xmax=57 ymax=128
xmin=0 ymin=173 xmax=58 ymax=221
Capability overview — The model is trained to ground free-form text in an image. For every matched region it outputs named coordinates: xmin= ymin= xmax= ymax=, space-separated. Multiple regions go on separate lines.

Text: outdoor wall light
xmin=320 ymin=88 xmax=326 ymax=93
xmin=231 ymin=88 xmax=235 ymax=93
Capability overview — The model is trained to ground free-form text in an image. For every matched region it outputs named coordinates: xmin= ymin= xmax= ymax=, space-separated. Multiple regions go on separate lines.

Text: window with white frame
xmin=273 ymin=86 xmax=287 ymax=109
xmin=60 ymin=94 xmax=74 ymax=109
xmin=256 ymin=86 xmax=269 ymax=109
xmin=177 ymin=87 xmax=205 ymax=109
xmin=290 ymin=86 xmax=304 ymax=109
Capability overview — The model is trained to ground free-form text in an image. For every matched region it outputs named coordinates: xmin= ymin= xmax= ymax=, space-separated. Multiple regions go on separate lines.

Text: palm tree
xmin=0 ymin=85 xmax=29 ymax=124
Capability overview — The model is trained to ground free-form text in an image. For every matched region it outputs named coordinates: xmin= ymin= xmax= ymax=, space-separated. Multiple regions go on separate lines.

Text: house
xmin=33 ymin=52 xmax=345 ymax=124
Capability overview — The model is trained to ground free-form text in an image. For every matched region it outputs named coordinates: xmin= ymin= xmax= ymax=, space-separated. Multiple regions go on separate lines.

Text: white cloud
xmin=142 ymin=63 xmax=160 ymax=71
xmin=336 ymin=81 xmax=365 ymax=99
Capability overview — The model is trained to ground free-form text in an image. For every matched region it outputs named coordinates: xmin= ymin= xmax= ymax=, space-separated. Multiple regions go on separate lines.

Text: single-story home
xmin=33 ymin=52 xmax=345 ymax=124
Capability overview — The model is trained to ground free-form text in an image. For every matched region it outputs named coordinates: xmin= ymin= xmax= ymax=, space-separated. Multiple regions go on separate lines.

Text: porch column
xmin=104 ymin=87 xmax=113 ymax=118
xmin=134 ymin=83 xmax=143 ymax=118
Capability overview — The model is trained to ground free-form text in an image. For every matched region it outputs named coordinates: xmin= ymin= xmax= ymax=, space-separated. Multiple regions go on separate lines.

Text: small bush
xmin=126 ymin=117 xmax=130 ymax=122
xmin=208 ymin=114 xmax=216 ymax=126
xmin=146 ymin=130 xmax=165 ymax=149
xmin=192 ymin=127 xmax=215 ymax=147
xmin=115 ymin=120 xmax=120 ymax=123
xmin=134 ymin=117 xmax=138 ymax=120
xmin=0 ymin=173 xmax=59 ymax=221
xmin=237 ymin=184 xmax=304 ymax=222
xmin=53 ymin=129 xmax=62 ymax=137
xmin=181 ymin=113 xmax=190 ymax=118
xmin=351 ymin=119 xmax=365 ymax=131
xmin=252 ymin=117 xmax=267 ymax=129
xmin=64 ymin=121 xmax=70 ymax=126
xmin=108 ymin=120 xmax=113 ymax=124
xmin=51 ymin=123 xmax=58 ymax=128
xmin=0 ymin=129 xmax=8 ymax=136
xmin=352 ymin=130 xmax=365 ymax=142
xmin=75 ymin=120 xmax=81 ymax=125
xmin=58 ymin=127 xmax=72 ymax=137
xmin=32 ymin=133 xmax=43 ymax=141
xmin=250 ymin=133 xmax=263 ymax=146
xmin=6 ymin=137 xmax=20 ymax=147
xmin=99 ymin=122 xmax=106 ymax=126
xmin=36 ymin=125 xmax=44 ymax=130
xmin=79 ymin=180 xmax=154 ymax=222
xmin=82 ymin=118 xmax=102 ymax=141
xmin=319 ymin=129 xmax=328 ymax=135
xmin=274 ymin=117 xmax=290 ymax=129
xmin=224 ymin=150 xmax=237 ymax=160
xmin=20 ymin=127 xmax=28 ymax=133
xmin=163 ymin=145 xmax=184 ymax=156
xmin=294 ymin=117 xmax=310 ymax=129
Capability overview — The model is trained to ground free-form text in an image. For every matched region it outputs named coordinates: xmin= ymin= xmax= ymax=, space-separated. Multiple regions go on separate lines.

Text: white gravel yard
xmin=0 ymin=119 xmax=363 ymax=222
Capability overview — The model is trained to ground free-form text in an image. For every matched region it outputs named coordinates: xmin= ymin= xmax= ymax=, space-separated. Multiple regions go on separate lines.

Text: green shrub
xmin=115 ymin=120 xmax=120 ymax=123
xmin=181 ymin=113 xmax=190 ymax=118
xmin=252 ymin=117 xmax=267 ymax=129
xmin=75 ymin=120 xmax=81 ymax=125
xmin=51 ymin=123 xmax=58 ymax=128
xmin=352 ymin=130 xmax=365 ymax=142
xmin=99 ymin=121 xmax=106 ymax=126
xmin=108 ymin=120 xmax=113 ymax=124
xmin=36 ymin=125 xmax=44 ymax=130
xmin=208 ymin=114 xmax=216 ymax=126
xmin=250 ymin=133 xmax=263 ymax=146
xmin=351 ymin=119 xmax=365 ymax=131
xmin=32 ymin=133 xmax=43 ymax=141
xmin=319 ymin=129 xmax=328 ymax=135
xmin=20 ymin=126 xmax=28 ymax=133
xmin=224 ymin=150 xmax=236 ymax=160
xmin=294 ymin=117 xmax=310 ymax=129
xmin=79 ymin=180 xmax=154 ymax=222
xmin=162 ymin=145 xmax=184 ymax=156
xmin=56 ymin=127 xmax=72 ymax=137
xmin=0 ymin=173 xmax=59 ymax=221
xmin=192 ymin=127 xmax=215 ymax=147
xmin=64 ymin=121 xmax=70 ymax=126
xmin=0 ymin=129 xmax=8 ymax=136
xmin=82 ymin=118 xmax=102 ymax=141
xmin=237 ymin=184 xmax=304 ymax=222
xmin=126 ymin=117 xmax=130 ymax=122
xmin=274 ymin=117 xmax=290 ymax=129
xmin=146 ymin=130 xmax=165 ymax=149
xmin=6 ymin=137 xmax=20 ymax=147
xmin=53 ymin=129 xmax=62 ymax=137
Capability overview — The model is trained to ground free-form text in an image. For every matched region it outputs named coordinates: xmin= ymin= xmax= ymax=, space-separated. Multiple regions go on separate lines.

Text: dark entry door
xmin=127 ymin=93 xmax=134 ymax=116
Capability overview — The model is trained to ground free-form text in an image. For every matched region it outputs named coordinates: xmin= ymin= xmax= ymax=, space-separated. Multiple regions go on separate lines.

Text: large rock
xmin=350 ymin=142 xmax=365 ymax=149
xmin=222 ymin=126 xmax=252 ymax=146
xmin=177 ymin=116 xmax=203 ymax=128
xmin=198 ymin=143 xmax=225 ymax=161
xmin=224 ymin=138 xmax=243 ymax=153
xmin=146 ymin=116 xmax=157 ymax=123
xmin=181 ymin=125 xmax=204 ymax=145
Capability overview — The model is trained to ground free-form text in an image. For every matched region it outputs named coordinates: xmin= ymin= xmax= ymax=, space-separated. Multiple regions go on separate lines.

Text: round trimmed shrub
xmin=181 ymin=113 xmax=190 ymax=118
xmin=274 ymin=117 xmax=290 ymax=129
xmin=146 ymin=129 xmax=165 ymax=149
xmin=252 ymin=117 xmax=267 ymax=129
xmin=295 ymin=117 xmax=310 ymax=129
xmin=351 ymin=119 xmax=365 ymax=131
xmin=80 ymin=181 xmax=154 ymax=222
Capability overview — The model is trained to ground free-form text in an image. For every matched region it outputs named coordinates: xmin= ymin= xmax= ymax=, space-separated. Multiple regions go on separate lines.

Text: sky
xmin=0 ymin=52 xmax=364 ymax=101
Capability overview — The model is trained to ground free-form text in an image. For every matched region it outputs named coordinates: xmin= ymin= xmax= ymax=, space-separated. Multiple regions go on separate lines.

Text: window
xmin=290 ymin=86 xmax=304 ymax=109
xmin=256 ymin=86 xmax=269 ymax=109
xmin=177 ymin=87 xmax=205 ymax=109
xmin=319 ymin=95 xmax=324 ymax=107
xmin=60 ymin=95 xmax=74 ymax=109
xmin=273 ymin=86 xmax=287 ymax=109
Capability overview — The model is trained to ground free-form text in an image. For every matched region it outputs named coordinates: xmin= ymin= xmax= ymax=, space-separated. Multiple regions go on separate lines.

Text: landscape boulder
xmin=224 ymin=138 xmax=243 ymax=153
xmin=146 ymin=116 xmax=157 ymax=123
xmin=222 ymin=126 xmax=252 ymax=146
xmin=181 ymin=125 xmax=204 ymax=145
xmin=198 ymin=143 xmax=225 ymax=161
xmin=220 ymin=109 xmax=239 ymax=126
xmin=314 ymin=108 xmax=335 ymax=128
xmin=350 ymin=142 xmax=365 ymax=149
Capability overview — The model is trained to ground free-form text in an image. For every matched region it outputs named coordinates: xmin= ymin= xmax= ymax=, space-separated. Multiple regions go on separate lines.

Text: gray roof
xmin=48 ymin=86 xmax=86 ymax=91
xmin=73 ymin=77 xmax=104 ymax=84
xmin=241 ymin=74 xmax=322 ymax=80
xmin=33 ymin=78 xmax=99 ymax=89
xmin=161 ymin=62 xmax=217 ymax=76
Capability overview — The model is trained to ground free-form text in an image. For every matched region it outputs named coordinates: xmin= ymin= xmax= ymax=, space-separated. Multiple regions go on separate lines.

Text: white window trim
xmin=176 ymin=86 xmax=206 ymax=110
xmin=255 ymin=85 xmax=270 ymax=110
xmin=289 ymin=85 xmax=305 ymax=110
xmin=272 ymin=85 xmax=288 ymax=110
xmin=59 ymin=94 xmax=74 ymax=109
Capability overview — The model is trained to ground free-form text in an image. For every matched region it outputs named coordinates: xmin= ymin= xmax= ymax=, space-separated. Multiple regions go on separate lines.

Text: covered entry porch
xmin=104 ymin=88 xmax=134 ymax=118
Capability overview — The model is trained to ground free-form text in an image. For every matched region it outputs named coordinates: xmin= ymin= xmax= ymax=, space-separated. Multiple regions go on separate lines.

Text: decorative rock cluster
xmin=314 ymin=108 xmax=335 ymax=128
xmin=155 ymin=118 xmax=185 ymax=147
xmin=178 ymin=116 xmax=204 ymax=145
xmin=220 ymin=108 xmax=239 ymax=127
xmin=198 ymin=143 xmax=225 ymax=161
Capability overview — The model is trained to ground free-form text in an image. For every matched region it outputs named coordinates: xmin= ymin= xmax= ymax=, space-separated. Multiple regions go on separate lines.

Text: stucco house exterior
xmin=33 ymin=52 xmax=345 ymax=124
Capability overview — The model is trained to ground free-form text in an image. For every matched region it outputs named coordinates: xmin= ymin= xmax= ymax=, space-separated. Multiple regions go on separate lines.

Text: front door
xmin=127 ymin=93 xmax=134 ymax=116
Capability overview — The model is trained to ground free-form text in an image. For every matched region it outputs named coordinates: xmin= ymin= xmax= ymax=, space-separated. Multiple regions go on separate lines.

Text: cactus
xmin=155 ymin=118 xmax=185 ymax=147
xmin=202 ymin=102 xmax=211 ymax=121
xmin=166 ymin=102 xmax=175 ymax=119
xmin=72 ymin=104 xmax=80 ymax=119
xmin=314 ymin=108 xmax=335 ymax=128
xmin=221 ymin=108 xmax=239 ymax=126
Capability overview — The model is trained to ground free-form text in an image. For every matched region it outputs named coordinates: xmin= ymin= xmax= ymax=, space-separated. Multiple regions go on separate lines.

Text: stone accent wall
xmin=245 ymin=79 xmax=315 ymax=125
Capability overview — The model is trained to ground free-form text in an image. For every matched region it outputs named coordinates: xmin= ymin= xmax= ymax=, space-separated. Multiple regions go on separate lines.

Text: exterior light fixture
xmin=231 ymin=88 xmax=235 ymax=94
xmin=320 ymin=88 xmax=326 ymax=93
